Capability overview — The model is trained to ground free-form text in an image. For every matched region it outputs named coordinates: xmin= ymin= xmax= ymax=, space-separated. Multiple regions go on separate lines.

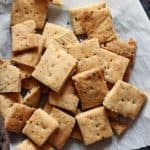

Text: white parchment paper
xmin=0 ymin=0 xmax=150 ymax=149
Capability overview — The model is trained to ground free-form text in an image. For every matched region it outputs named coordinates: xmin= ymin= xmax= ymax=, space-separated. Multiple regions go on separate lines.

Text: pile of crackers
xmin=0 ymin=0 xmax=147 ymax=149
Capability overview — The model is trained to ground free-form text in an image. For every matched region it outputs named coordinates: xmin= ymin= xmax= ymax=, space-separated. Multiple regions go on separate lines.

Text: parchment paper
xmin=0 ymin=0 xmax=150 ymax=149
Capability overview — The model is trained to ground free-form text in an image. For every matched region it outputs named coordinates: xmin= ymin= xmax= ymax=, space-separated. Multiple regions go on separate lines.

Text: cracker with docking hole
xmin=12 ymin=33 xmax=39 ymax=53
xmin=67 ymin=38 xmax=100 ymax=61
xmin=48 ymin=108 xmax=75 ymax=150
xmin=76 ymin=107 xmax=113 ymax=145
xmin=101 ymin=38 xmax=137 ymax=65
xmin=77 ymin=55 xmax=102 ymax=73
xmin=0 ymin=60 xmax=21 ymax=93
xmin=46 ymin=30 xmax=78 ymax=49
xmin=32 ymin=39 xmax=77 ymax=92
xmin=4 ymin=103 xmax=34 ymax=133
xmin=81 ymin=8 xmax=117 ymax=43
xmin=23 ymin=86 xmax=41 ymax=107
xmin=49 ymin=79 xmax=79 ymax=114
xmin=73 ymin=68 xmax=108 ymax=110
xmin=0 ymin=93 xmax=22 ymax=119
xmin=22 ymin=109 xmax=59 ymax=146
xmin=69 ymin=2 xmax=106 ymax=35
xmin=103 ymin=80 xmax=147 ymax=120
xmin=11 ymin=0 xmax=49 ymax=29
xmin=12 ymin=35 xmax=46 ymax=68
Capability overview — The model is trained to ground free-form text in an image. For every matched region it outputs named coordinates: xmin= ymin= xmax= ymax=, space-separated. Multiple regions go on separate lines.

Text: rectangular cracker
xmin=77 ymin=55 xmax=102 ymax=73
xmin=67 ymin=38 xmax=100 ymax=61
xmin=0 ymin=93 xmax=22 ymax=119
xmin=96 ymin=48 xmax=130 ymax=84
xmin=23 ymin=86 xmax=41 ymax=107
xmin=32 ymin=39 xmax=77 ymax=92
xmin=11 ymin=0 xmax=49 ymax=29
xmin=69 ymin=2 xmax=106 ymax=35
xmin=103 ymin=80 xmax=147 ymax=120
xmin=81 ymin=8 xmax=117 ymax=43
xmin=49 ymin=79 xmax=79 ymax=114
xmin=49 ymin=108 xmax=75 ymax=149
xmin=73 ymin=68 xmax=108 ymax=110
xmin=22 ymin=109 xmax=59 ymax=146
xmin=12 ymin=33 xmax=39 ymax=53
xmin=5 ymin=103 xmax=34 ymax=133
xmin=12 ymin=35 xmax=45 ymax=67
xmin=101 ymin=38 xmax=137 ymax=65
xmin=0 ymin=60 xmax=21 ymax=93
xmin=76 ymin=107 xmax=113 ymax=145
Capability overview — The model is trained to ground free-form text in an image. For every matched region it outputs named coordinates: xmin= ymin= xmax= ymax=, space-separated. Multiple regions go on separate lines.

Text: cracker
xmin=103 ymin=80 xmax=147 ymax=120
xmin=73 ymin=68 xmax=108 ymax=110
xmin=101 ymin=38 xmax=137 ymax=65
xmin=67 ymin=38 xmax=100 ymax=61
xmin=12 ymin=33 xmax=39 ymax=53
xmin=11 ymin=0 xmax=49 ymax=29
xmin=46 ymin=30 xmax=78 ymax=49
xmin=96 ymin=48 xmax=130 ymax=84
xmin=77 ymin=55 xmax=102 ymax=73
xmin=69 ymin=2 xmax=106 ymax=35
xmin=70 ymin=122 xmax=83 ymax=141
xmin=32 ymin=40 xmax=77 ymax=92
xmin=49 ymin=108 xmax=75 ymax=149
xmin=12 ymin=35 xmax=45 ymax=67
xmin=76 ymin=107 xmax=113 ymax=145
xmin=49 ymin=79 xmax=79 ymax=114
xmin=43 ymin=101 xmax=53 ymax=114
xmin=81 ymin=8 xmax=117 ymax=43
xmin=22 ymin=109 xmax=58 ymax=146
xmin=43 ymin=23 xmax=70 ymax=41
xmin=0 ymin=93 xmax=22 ymax=119
xmin=5 ymin=103 xmax=34 ymax=133
xmin=42 ymin=143 xmax=55 ymax=150
xmin=0 ymin=60 xmax=21 ymax=93
xmin=16 ymin=139 xmax=38 ymax=150
xmin=23 ymin=86 xmax=41 ymax=107
xmin=12 ymin=20 xmax=36 ymax=36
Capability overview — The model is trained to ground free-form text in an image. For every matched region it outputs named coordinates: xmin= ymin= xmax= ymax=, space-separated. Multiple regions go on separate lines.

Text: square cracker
xmin=67 ymin=38 xmax=100 ymax=61
xmin=23 ymin=86 xmax=41 ymax=107
xmin=49 ymin=79 xmax=79 ymax=114
xmin=69 ymin=2 xmax=106 ymax=35
xmin=76 ymin=107 xmax=113 ymax=145
xmin=96 ymin=48 xmax=129 ymax=84
xmin=73 ymin=68 xmax=108 ymax=110
xmin=22 ymin=109 xmax=59 ymax=146
xmin=103 ymin=80 xmax=147 ymax=120
xmin=81 ymin=8 xmax=117 ymax=43
xmin=12 ymin=33 xmax=39 ymax=53
xmin=12 ymin=35 xmax=45 ymax=67
xmin=0 ymin=93 xmax=22 ymax=119
xmin=11 ymin=0 xmax=49 ymax=29
xmin=101 ymin=38 xmax=137 ymax=65
xmin=49 ymin=108 xmax=75 ymax=150
xmin=46 ymin=30 xmax=78 ymax=49
xmin=32 ymin=40 xmax=77 ymax=92
xmin=4 ymin=103 xmax=34 ymax=133
xmin=0 ymin=60 xmax=21 ymax=93
xmin=77 ymin=55 xmax=102 ymax=73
